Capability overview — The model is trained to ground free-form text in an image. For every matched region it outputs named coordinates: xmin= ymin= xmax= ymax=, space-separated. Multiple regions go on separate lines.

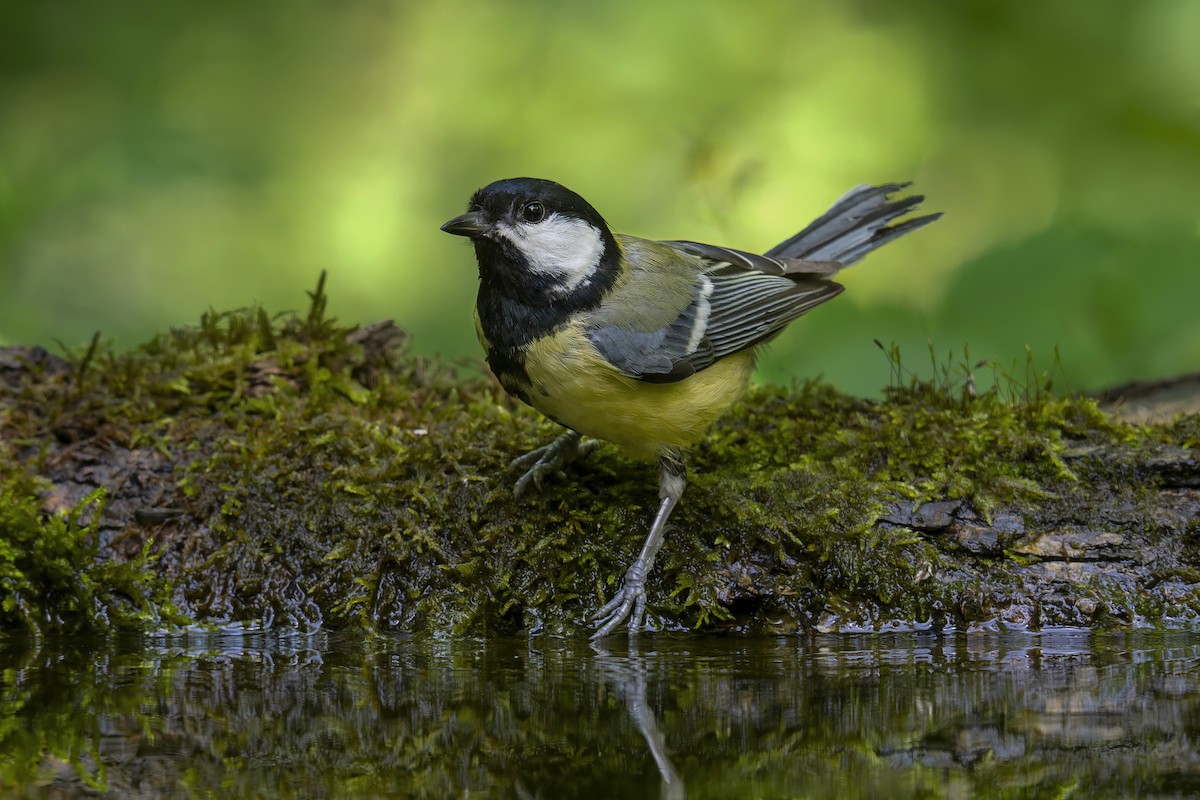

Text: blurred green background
xmin=2 ymin=0 xmax=1198 ymax=395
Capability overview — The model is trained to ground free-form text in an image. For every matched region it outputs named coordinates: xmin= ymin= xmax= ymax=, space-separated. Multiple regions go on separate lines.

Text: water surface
xmin=2 ymin=630 xmax=1198 ymax=798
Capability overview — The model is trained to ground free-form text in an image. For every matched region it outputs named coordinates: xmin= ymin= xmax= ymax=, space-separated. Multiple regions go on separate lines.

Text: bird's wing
xmin=665 ymin=240 xmax=843 ymax=277
xmin=586 ymin=184 xmax=939 ymax=383
xmin=701 ymin=263 xmax=842 ymax=360
xmin=585 ymin=237 xmax=842 ymax=384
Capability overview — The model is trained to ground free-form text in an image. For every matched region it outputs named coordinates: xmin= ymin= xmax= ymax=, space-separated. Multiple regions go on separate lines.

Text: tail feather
xmin=766 ymin=183 xmax=941 ymax=267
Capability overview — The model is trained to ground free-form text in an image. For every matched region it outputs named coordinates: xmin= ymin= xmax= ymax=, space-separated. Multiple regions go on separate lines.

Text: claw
xmin=510 ymin=445 xmax=550 ymax=471
xmin=590 ymin=575 xmax=648 ymax=639
xmin=511 ymin=431 xmax=598 ymax=500
xmin=512 ymin=458 xmax=553 ymax=500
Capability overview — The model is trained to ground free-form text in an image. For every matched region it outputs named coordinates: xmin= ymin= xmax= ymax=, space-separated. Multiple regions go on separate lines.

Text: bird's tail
xmin=766 ymin=183 xmax=941 ymax=267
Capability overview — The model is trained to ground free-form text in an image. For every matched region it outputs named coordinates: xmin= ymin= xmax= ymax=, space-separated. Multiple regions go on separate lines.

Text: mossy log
xmin=2 ymin=282 xmax=1198 ymax=637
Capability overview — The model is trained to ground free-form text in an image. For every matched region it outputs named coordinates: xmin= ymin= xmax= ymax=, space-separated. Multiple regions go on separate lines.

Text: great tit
xmin=441 ymin=178 xmax=940 ymax=637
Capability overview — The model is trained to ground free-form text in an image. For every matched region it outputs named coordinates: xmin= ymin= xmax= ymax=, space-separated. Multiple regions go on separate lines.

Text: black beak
xmin=440 ymin=211 xmax=489 ymax=238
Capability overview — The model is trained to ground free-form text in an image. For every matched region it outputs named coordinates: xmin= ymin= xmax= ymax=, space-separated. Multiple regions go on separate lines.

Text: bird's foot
xmin=590 ymin=565 xmax=648 ymax=639
xmin=511 ymin=431 xmax=598 ymax=500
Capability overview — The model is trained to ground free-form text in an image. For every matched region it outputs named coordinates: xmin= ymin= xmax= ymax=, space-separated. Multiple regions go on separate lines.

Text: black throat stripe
xmin=473 ymin=235 xmax=620 ymax=393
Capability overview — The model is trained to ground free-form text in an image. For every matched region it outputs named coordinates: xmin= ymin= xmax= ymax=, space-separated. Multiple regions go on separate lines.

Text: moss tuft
xmin=1 ymin=275 xmax=1197 ymax=636
xmin=0 ymin=443 xmax=179 ymax=637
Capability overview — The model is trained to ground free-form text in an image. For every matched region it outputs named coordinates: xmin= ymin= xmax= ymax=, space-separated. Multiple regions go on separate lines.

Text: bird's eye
xmin=520 ymin=201 xmax=546 ymax=223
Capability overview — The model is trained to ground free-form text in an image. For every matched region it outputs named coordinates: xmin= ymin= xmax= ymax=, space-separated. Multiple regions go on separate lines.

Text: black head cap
xmin=441 ymin=177 xmax=621 ymax=293
xmin=466 ymin=177 xmax=611 ymax=233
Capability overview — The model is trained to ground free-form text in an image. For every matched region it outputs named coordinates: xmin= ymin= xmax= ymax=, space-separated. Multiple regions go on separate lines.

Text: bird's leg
xmin=591 ymin=454 xmax=686 ymax=639
xmin=511 ymin=430 xmax=599 ymax=500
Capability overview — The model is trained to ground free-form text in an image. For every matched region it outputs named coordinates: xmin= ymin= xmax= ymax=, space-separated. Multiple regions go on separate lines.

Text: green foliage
xmin=2 ymin=1 xmax=1199 ymax=397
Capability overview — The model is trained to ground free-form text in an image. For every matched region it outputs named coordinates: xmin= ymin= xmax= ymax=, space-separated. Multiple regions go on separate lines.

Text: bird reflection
xmin=591 ymin=641 xmax=686 ymax=800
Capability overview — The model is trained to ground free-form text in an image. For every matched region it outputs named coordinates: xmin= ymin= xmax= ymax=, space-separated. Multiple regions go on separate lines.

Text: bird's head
xmin=441 ymin=177 xmax=620 ymax=297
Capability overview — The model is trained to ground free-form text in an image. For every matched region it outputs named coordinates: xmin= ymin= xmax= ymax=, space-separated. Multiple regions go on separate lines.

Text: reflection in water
xmin=0 ymin=630 xmax=1198 ymax=798
xmin=593 ymin=643 xmax=685 ymax=799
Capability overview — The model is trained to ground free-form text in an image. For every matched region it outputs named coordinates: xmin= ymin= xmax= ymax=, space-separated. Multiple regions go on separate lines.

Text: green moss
xmin=0 ymin=445 xmax=179 ymax=637
xmin=1 ymin=274 xmax=1196 ymax=636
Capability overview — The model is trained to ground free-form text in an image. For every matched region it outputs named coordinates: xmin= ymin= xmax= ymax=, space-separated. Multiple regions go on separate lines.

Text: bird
xmin=441 ymin=177 xmax=940 ymax=637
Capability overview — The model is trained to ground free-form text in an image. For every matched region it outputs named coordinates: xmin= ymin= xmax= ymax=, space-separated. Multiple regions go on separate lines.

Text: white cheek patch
xmin=495 ymin=213 xmax=605 ymax=293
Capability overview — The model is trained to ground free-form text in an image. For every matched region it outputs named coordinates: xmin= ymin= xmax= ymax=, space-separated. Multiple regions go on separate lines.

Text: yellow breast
xmin=519 ymin=323 xmax=755 ymax=460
